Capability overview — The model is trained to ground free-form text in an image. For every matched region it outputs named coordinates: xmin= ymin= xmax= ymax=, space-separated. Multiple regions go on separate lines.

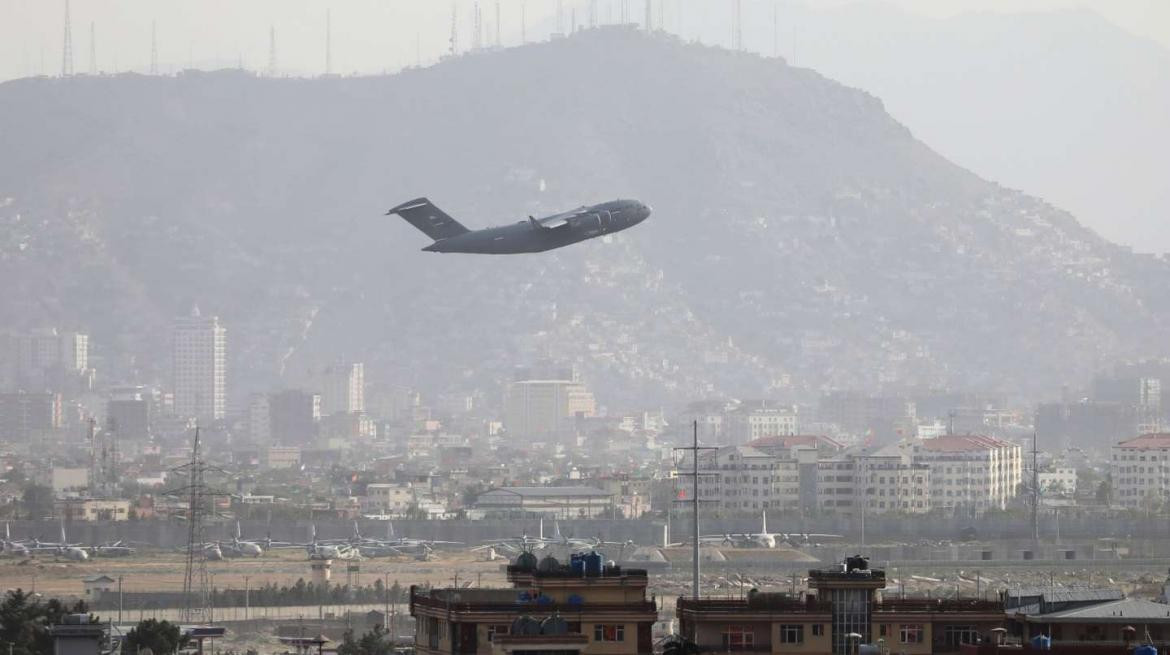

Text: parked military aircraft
xmin=473 ymin=517 xmax=551 ymax=554
xmin=1 ymin=524 xmax=30 ymax=557
xmin=386 ymin=198 xmax=651 ymax=254
xmin=700 ymin=512 xmax=844 ymax=548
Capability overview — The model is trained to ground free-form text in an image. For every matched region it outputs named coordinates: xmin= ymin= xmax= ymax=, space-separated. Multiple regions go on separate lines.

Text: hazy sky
xmin=2 ymin=0 xmax=1168 ymax=80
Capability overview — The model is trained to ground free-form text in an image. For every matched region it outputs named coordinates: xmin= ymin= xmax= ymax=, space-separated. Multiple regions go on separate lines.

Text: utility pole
xmin=674 ymin=421 xmax=716 ymax=600
xmin=325 ymin=9 xmax=332 ymax=75
xmin=267 ymin=26 xmax=276 ymax=77
xmin=449 ymin=3 xmax=459 ymax=55
xmin=89 ymin=22 xmax=96 ymax=74
xmin=1032 ymin=432 xmax=1040 ymax=546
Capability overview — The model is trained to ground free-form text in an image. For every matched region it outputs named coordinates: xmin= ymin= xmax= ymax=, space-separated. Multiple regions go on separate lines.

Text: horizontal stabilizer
xmin=387 ymin=197 xmax=470 ymax=241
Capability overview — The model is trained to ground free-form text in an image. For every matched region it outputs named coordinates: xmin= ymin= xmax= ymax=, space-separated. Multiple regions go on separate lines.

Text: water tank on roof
xmin=541 ymin=615 xmax=569 ymax=635
xmin=845 ymin=555 xmax=869 ymax=572
xmin=538 ymin=555 xmax=561 ymax=572
xmin=1134 ymin=646 xmax=1157 ymax=655
xmin=570 ymin=553 xmax=585 ymax=576
xmin=1030 ymin=635 xmax=1052 ymax=650
xmin=584 ymin=551 xmax=603 ymax=577
xmin=515 ymin=551 xmax=538 ymax=571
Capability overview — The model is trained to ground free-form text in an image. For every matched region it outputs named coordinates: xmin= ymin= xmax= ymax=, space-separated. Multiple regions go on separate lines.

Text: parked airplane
xmin=387 ymin=198 xmax=652 ymax=254
xmin=473 ymin=517 xmax=552 ymax=554
xmin=700 ymin=512 xmax=843 ymax=548
xmin=1 ymin=524 xmax=30 ymax=557
xmin=303 ymin=525 xmax=360 ymax=561
xmin=31 ymin=525 xmax=90 ymax=561
xmin=217 ymin=521 xmax=265 ymax=558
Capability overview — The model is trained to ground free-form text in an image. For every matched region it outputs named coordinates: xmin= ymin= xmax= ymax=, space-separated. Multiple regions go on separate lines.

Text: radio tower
xmin=325 ymin=10 xmax=332 ymax=74
xmin=177 ymin=429 xmax=212 ymax=624
xmin=62 ymin=0 xmax=73 ymax=76
xmin=89 ymin=22 xmax=96 ymax=74
xmin=267 ymin=26 xmax=277 ymax=76
xmin=150 ymin=21 xmax=158 ymax=74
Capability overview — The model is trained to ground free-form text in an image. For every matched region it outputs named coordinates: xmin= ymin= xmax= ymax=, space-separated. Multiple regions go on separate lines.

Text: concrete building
xmin=0 ymin=328 xmax=90 ymax=392
xmin=505 ymin=379 xmax=596 ymax=438
xmin=679 ymin=557 xmax=1002 ymax=655
xmin=0 ymin=391 xmax=63 ymax=440
xmin=1111 ymin=433 xmax=1170 ymax=509
xmin=320 ymin=362 xmax=364 ymax=416
xmin=898 ymin=435 xmax=1022 ymax=512
xmin=269 ymin=389 xmax=320 ymax=445
xmin=50 ymin=467 xmax=89 ymax=492
xmin=363 ymin=482 xmax=417 ymax=515
xmin=55 ymin=498 xmax=132 ymax=521
xmin=411 ymin=555 xmax=656 ymax=655
xmin=246 ymin=392 xmax=270 ymax=444
xmin=696 ymin=444 xmax=802 ymax=512
xmin=724 ymin=403 xmax=799 ymax=444
xmin=474 ymin=486 xmax=613 ymax=518
xmin=263 ymin=446 xmax=302 ymax=470
xmin=107 ymin=386 xmax=152 ymax=441
xmin=172 ymin=309 xmax=226 ymax=421
xmin=856 ymin=453 xmax=932 ymax=515
xmin=1038 ymin=467 xmax=1078 ymax=496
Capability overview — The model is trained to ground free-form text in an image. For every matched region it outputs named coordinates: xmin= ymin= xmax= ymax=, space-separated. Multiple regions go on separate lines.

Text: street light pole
xmin=244 ymin=576 xmax=250 ymax=622
xmin=118 ymin=576 xmax=123 ymax=625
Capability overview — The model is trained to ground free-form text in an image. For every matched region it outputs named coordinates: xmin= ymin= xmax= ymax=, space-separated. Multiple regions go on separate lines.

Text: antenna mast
xmin=325 ymin=10 xmax=332 ymax=74
xmin=62 ymin=0 xmax=73 ymax=76
xmin=267 ymin=26 xmax=277 ymax=76
xmin=150 ymin=21 xmax=158 ymax=75
xmin=89 ymin=22 xmax=96 ymax=74
xmin=734 ymin=0 xmax=743 ymax=51
xmin=449 ymin=3 xmax=459 ymax=55
xmin=645 ymin=0 xmax=652 ymax=31
xmin=1032 ymin=432 xmax=1040 ymax=545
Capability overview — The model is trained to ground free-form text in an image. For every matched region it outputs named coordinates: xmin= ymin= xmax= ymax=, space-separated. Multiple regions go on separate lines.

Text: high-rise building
xmin=0 ymin=328 xmax=91 ymax=392
xmin=505 ymin=379 xmax=596 ymax=438
xmin=892 ymin=435 xmax=1022 ymax=512
xmin=320 ymin=362 xmax=364 ymax=416
xmin=171 ymin=309 xmax=226 ymax=422
xmin=246 ymin=393 xmax=271 ymax=445
xmin=268 ymin=389 xmax=320 ymax=445
xmin=0 ymin=391 xmax=63 ymax=441
xmin=107 ymin=386 xmax=152 ymax=441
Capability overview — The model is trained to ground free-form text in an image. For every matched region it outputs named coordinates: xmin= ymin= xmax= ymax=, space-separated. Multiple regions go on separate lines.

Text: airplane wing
xmin=531 ymin=207 xmax=589 ymax=230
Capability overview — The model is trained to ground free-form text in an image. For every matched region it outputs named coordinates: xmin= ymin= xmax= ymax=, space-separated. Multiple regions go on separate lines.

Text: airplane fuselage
xmin=390 ymin=199 xmax=651 ymax=254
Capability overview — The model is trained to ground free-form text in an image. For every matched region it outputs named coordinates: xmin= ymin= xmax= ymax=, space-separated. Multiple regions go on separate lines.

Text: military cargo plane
xmin=386 ymin=198 xmax=651 ymax=254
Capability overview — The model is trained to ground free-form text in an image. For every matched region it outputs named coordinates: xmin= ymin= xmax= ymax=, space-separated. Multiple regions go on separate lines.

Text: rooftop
xmin=917 ymin=435 xmax=1017 ymax=453
xmin=481 ymin=486 xmax=610 ymax=498
xmin=1022 ymin=598 xmax=1170 ymax=623
xmin=1115 ymin=433 xmax=1170 ymax=450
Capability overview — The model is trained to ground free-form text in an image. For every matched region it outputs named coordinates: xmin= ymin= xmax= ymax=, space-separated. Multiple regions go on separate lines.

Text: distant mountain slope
xmin=1 ymin=27 xmax=1167 ymax=407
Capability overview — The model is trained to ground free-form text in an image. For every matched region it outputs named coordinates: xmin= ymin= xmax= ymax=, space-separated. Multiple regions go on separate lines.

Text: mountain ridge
xmin=1 ymin=27 xmax=1166 ymax=409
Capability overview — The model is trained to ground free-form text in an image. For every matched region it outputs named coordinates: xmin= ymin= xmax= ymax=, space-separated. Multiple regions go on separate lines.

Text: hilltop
xmin=1 ymin=27 xmax=1167 ymax=406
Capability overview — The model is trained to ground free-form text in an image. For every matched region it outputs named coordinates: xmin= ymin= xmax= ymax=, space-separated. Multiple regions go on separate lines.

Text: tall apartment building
xmin=320 ymin=362 xmax=364 ymax=416
xmin=696 ymin=444 xmax=802 ymax=512
xmin=171 ymin=310 xmax=226 ymax=422
xmin=0 ymin=391 xmax=63 ymax=441
xmin=505 ymin=379 xmax=596 ymax=438
xmin=0 ymin=328 xmax=91 ymax=392
xmin=1111 ymin=433 xmax=1170 ymax=509
xmin=268 ymin=389 xmax=320 ymax=445
xmin=895 ymin=435 xmax=1022 ymax=512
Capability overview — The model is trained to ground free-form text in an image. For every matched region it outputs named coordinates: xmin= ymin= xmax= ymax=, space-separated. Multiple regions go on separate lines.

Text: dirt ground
xmin=0 ymin=548 xmax=510 ymax=598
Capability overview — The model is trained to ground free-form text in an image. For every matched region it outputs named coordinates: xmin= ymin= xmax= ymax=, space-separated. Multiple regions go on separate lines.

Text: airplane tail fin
xmin=386 ymin=197 xmax=470 ymax=241
xmin=762 ymin=510 xmax=768 ymax=535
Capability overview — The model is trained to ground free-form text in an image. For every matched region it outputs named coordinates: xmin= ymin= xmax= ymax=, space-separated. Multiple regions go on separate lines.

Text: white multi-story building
xmin=1038 ymin=467 xmax=1078 ymax=496
xmin=725 ymin=404 xmax=799 ymax=444
xmin=899 ymin=435 xmax=1022 ymax=512
xmin=505 ymin=379 xmax=596 ymax=438
xmin=1112 ymin=433 xmax=1170 ymax=509
xmin=695 ymin=445 xmax=802 ymax=512
xmin=321 ymin=362 xmax=364 ymax=416
xmin=172 ymin=309 xmax=226 ymax=421
xmin=856 ymin=453 xmax=931 ymax=514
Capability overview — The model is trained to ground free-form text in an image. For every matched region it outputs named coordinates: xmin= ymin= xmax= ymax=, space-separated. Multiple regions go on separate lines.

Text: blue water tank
xmin=584 ymin=551 xmax=604 ymax=577
xmin=1134 ymin=646 xmax=1158 ymax=655
xmin=570 ymin=553 xmax=585 ymax=576
xmin=1030 ymin=635 xmax=1051 ymax=650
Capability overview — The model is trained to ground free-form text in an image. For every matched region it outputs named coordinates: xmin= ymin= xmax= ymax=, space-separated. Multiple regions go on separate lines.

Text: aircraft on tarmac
xmin=700 ymin=511 xmax=844 ymax=548
xmin=29 ymin=525 xmax=91 ymax=561
xmin=302 ymin=525 xmax=360 ymax=561
xmin=386 ymin=198 xmax=652 ymax=254
xmin=473 ymin=517 xmax=554 ymax=554
xmin=1 ymin=524 xmax=30 ymax=557
xmin=215 ymin=521 xmax=267 ymax=558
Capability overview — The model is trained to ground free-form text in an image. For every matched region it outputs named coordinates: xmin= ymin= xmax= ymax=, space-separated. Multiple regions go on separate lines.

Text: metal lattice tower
xmin=179 ymin=429 xmax=212 ymax=624
xmin=150 ymin=21 xmax=158 ymax=75
xmin=62 ymin=0 xmax=73 ymax=76
xmin=268 ymin=26 xmax=277 ymax=76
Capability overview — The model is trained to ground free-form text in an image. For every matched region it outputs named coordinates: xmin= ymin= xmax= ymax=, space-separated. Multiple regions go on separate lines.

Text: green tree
xmin=20 ymin=484 xmax=53 ymax=520
xmin=0 ymin=589 xmax=92 ymax=655
xmin=336 ymin=625 xmax=392 ymax=655
xmin=122 ymin=619 xmax=186 ymax=655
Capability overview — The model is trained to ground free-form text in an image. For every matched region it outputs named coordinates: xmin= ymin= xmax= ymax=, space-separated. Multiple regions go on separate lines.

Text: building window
xmin=943 ymin=625 xmax=980 ymax=648
xmin=722 ymin=626 xmax=754 ymax=650
xmin=812 ymin=624 xmax=824 ymax=637
xmin=487 ymin=625 xmax=510 ymax=642
xmin=900 ymin=624 xmax=924 ymax=644
xmin=781 ymin=624 xmax=804 ymax=644
xmin=594 ymin=625 xmax=625 ymax=642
